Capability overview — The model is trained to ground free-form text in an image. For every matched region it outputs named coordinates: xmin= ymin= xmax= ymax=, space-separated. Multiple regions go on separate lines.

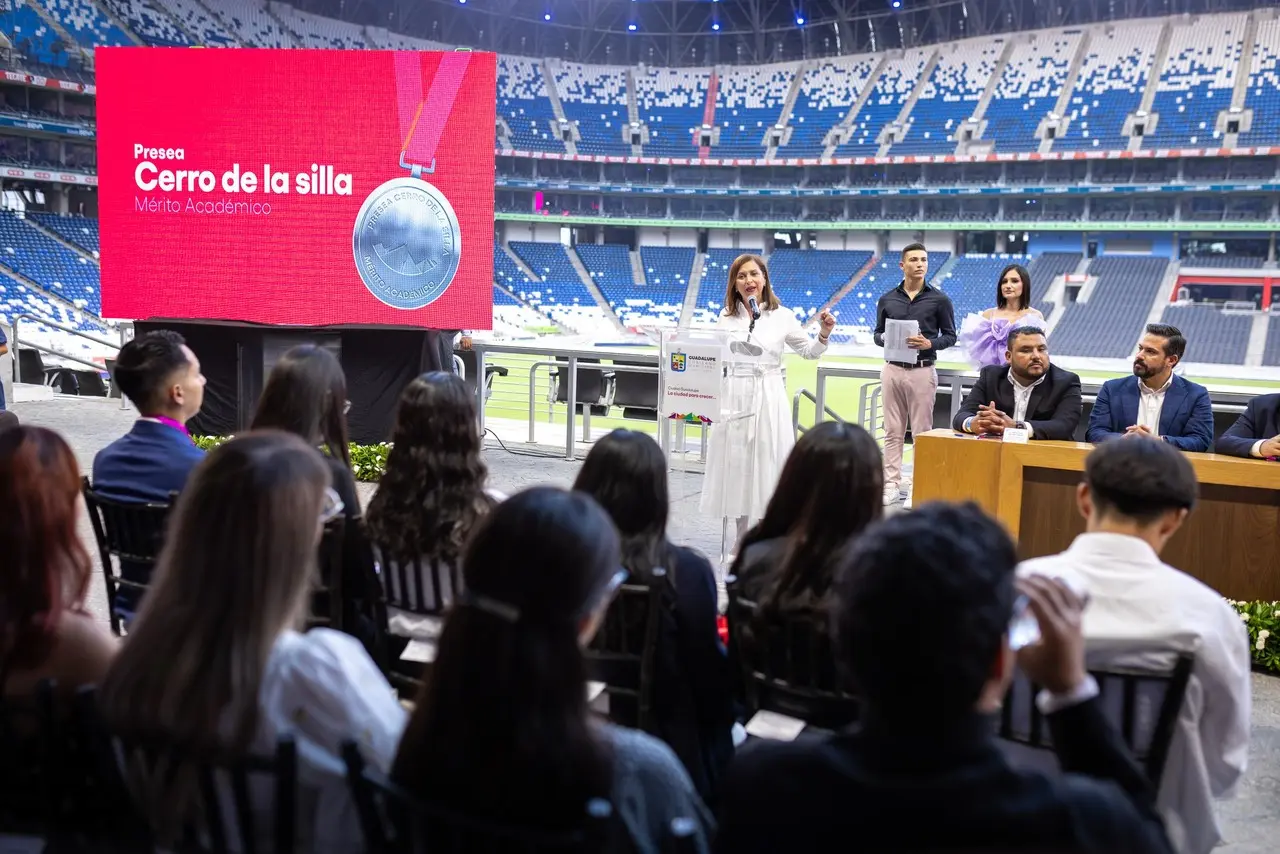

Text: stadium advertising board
xmin=97 ymin=48 xmax=496 ymax=328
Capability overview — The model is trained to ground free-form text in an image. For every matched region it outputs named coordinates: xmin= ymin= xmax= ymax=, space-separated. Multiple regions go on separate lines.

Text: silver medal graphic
xmin=352 ymin=162 xmax=462 ymax=310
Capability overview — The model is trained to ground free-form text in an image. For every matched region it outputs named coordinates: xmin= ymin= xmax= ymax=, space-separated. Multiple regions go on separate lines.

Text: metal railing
xmin=10 ymin=313 xmax=125 ymax=385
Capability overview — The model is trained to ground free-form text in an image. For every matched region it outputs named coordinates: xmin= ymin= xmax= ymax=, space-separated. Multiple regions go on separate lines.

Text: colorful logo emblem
xmin=670 ymin=352 xmax=687 ymax=372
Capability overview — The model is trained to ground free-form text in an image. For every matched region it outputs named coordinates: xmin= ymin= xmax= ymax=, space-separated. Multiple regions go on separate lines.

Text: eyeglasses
xmin=319 ymin=487 xmax=345 ymax=525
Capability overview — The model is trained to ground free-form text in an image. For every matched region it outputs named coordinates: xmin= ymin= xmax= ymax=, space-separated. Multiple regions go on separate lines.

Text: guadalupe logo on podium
xmin=353 ymin=52 xmax=468 ymax=310
xmin=671 ymin=352 xmax=687 ymax=372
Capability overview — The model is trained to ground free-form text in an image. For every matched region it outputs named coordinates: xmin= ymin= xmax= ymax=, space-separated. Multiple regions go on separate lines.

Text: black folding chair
xmin=585 ymin=569 xmax=664 ymax=732
xmin=725 ymin=579 xmax=861 ymax=734
xmin=81 ymin=477 xmax=174 ymax=636
xmin=610 ymin=358 xmax=659 ymax=421
xmin=306 ymin=516 xmax=347 ymax=633
xmin=0 ymin=679 xmax=64 ymax=839
xmin=370 ymin=542 xmax=464 ymax=696
xmin=342 ymin=741 xmax=622 ymax=854
xmin=78 ymin=689 xmax=300 ymax=854
xmin=997 ymin=652 xmax=1195 ymax=787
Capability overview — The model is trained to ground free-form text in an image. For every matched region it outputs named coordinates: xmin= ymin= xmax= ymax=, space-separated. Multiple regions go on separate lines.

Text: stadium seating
xmin=984 ymin=30 xmax=1084 ymax=153
xmin=782 ymin=55 xmax=879 ymax=157
xmin=893 ymin=38 xmax=1005 ymax=156
xmin=933 ymin=255 xmax=1027 ymax=321
xmin=28 ymin=212 xmax=99 ymax=256
xmin=1056 ymin=21 xmax=1164 ymax=151
xmin=1027 ymin=251 xmax=1084 ymax=316
xmin=161 ymin=0 xmax=238 ymax=45
xmin=102 ymin=0 xmax=191 ymax=45
xmin=1242 ymin=16 xmax=1280 ymax=147
xmin=714 ymin=64 xmax=797 ymax=158
xmin=835 ymin=48 xmax=932 ymax=156
xmin=0 ymin=211 xmax=101 ymax=317
xmin=554 ymin=63 xmax=632 ymax=156
xmin=636 ymin=67 xmax=711 ymax=157
xmin=0 ymin=1 xmax=75 ymax=65
xmin=205 ymin=0 xmax=295 ymax=48
xmin=45 ymin=0 xmax=133 ymax=49
xmin=1143 ymin=15 xmax=1245 ymax=149
xmin=492 ymin=284 xmax=554 ymax=336
xmin=577 ymin=244 xmax=681 ymax=327
xmin=272 ymin=5 xmax=367 ymax=49
xmin=506 ymin=241 xmax=614 ymax=336
xmin=765 ymin=249 xmax=874 ymax=321
xmin=1262 ymin=310 xmax=1280 ymax=367
xmin=1050 ymin=256 xmax=1169 ymax=357
xmin=0 ymin=271 xmax=106 ymax=335
xmin=1159 ymin=303 xmax=1253 ymax=364
xmin=498 ymin=55 xmax=564 ymax=153
xmin=1181 ymin=255 xmax=1267 ymax=268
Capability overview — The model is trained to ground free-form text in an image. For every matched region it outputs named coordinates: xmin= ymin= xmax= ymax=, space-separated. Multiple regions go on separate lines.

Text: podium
xmin=660 ymin=329 xmax=768 ymax=568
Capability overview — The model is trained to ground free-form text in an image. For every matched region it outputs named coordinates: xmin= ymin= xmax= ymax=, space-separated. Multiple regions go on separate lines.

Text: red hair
xmin=0 ymin=426 xmax=91 ymax=669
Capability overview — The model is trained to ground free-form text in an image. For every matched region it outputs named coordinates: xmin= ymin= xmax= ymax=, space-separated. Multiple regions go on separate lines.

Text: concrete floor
xmin=10 ymin=396 xmax=1279 ymax=853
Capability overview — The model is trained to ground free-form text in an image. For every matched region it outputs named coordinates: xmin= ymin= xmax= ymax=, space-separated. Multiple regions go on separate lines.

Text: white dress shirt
xmin=1137 ymin=374 xmax=1174 ymax=435
xmin=1008 ymin=370 xmax=1046 ymax=432
xmin=1017 ymin=533 xmax=1251 ymax=854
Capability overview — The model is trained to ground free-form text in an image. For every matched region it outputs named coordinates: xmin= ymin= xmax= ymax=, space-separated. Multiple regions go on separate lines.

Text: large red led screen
xmin=97 ymin=48 xmax=496 ymax=329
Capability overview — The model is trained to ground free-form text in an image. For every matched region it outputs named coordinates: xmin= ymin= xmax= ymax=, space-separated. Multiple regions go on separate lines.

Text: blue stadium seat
xmin=555 ymin=62 xmax=632 ymax=156
xmin=1055 ymin=21 xmax=1164 ymax=151
xmin=1160 ymin=303 xmax=1252 ymax=365
xmin=713 ymin=64 xmax=797 ymax=158
xmin=1143 ymin=16 xmax=1245 ymax=149
xmin=835 ymin=49 xmax=932 ymax=156
xmin=893 ymin=39 xmax=1005 ymax=156
xmin=636 ymin=67 xmax=709 ymax=157
xmin=780 ymin=56 xmax=879 ymax=157
xmin=766 ymin=249 xmax=874 ymax=321
xmin=625 ymin=245 xmax=692 ymax=326
xmin=984 ymin=31 xmax=1084 ymax=153
xmin=28 ymin=212 xmax=99 ymax=255
xmin=499 ymin=56 xmax=565 ymax=153
xmin=103 ymin=0 xmax=191 ymax=45
xmin=1241 ymin=17 xmax=1280 ymax=147
xmin=0 ymin=211 xmax=101 ymax=317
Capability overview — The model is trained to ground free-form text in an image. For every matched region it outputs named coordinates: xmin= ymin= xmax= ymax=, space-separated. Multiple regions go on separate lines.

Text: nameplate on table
xmin=1002 ymin=427 xmax=1030 ymax=444
xmin=744 ymin=709 xmax=806 ymax=741
xmin=400 ymin=639 xmax=437 ymax=663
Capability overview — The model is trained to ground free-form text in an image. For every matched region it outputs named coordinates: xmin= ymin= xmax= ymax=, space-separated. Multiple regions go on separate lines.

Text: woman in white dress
xmin=698 ymin=253 xmax=835 ymax=538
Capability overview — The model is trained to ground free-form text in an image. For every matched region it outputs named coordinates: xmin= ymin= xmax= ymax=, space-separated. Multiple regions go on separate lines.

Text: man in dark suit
xmin=715 ymin=503 xmax=1173 ymax=854
xmin=93 ymin=330 xmax=207 ymax=615
xmin=953 ymin=326 xmax=1083 ymax=440
xmin=1087 ymin=324 xmax=1213 ymax=452
xmin=1216 ymin=392 xmax=1280 ymax=459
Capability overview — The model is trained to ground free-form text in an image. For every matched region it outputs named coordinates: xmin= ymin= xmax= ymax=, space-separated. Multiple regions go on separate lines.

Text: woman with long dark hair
xmin=98 ymin=432 xmax=405 ymax=849
xmin=956 ymin=262 xmax=1045 ymax=368
xmin=366 ymin=372 xmax=500 ymax=637
xmin=730 ymin=420 xmax=884 ymax=618
xmin=573 ymin=429 xmax=734 ymax=803
xmin=0 ymin=426 xmax=116 ymax=698
xmin=392 ymin=487 xmax=712 ymax=852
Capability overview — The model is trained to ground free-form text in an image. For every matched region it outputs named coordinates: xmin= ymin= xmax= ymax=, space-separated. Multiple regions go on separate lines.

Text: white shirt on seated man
xmin=1016 ymin=437 xmax=1250 ymax=854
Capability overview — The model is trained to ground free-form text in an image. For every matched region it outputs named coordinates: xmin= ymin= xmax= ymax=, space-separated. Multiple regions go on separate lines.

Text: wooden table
xmin=912 ymin=429 xmax=1280 ymax=601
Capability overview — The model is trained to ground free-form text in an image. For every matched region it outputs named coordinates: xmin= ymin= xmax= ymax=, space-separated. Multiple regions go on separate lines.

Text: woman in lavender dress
xmin=956 ymin=263 xmax=1046 ymax=368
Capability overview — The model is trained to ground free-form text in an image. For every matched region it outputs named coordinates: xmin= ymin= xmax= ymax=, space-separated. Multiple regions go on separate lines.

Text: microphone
xmin=747 ymin=295 xmax=761 ymax=321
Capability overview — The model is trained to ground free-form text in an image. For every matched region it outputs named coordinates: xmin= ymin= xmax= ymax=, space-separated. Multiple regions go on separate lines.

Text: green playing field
xmin=479 ymin=350 xmax=1274 ymax=438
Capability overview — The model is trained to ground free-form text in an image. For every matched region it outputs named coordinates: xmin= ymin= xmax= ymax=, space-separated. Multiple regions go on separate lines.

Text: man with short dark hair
xmin=1018 ymin=440 xmax=1250 ymax=854
xmin=0 ymin=409 xmax=17 ymax=433
xmin=1215 ymin=391 xmax=1280 ymax=459
xmin=953 ymin=326 xmax=1083 ymax=440
xmin=1087 ymin=323 xmax=1213 ymax=451
xmin=873 ymin=243 xmax=956 ymax=504
xmin=93 ymin=330 xmax=207 ymax=617
xmin=716 ymin=502 xmax=1174 ymax=854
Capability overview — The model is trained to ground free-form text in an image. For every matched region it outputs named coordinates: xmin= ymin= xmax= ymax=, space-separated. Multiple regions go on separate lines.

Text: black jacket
xmin=1215 ymin=392 xmax=1280 ymax=458
xmin=715 ymin=700 xmax=1173 ymax=854
xmin=953 ymin=363 xmax=1083 ymax=441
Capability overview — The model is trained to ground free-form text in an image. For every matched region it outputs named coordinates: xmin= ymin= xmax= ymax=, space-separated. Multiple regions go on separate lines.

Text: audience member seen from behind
xmin=98 ymin=432 xmax=406 ymax=851
xmin=1086 ymin=324 xmax=1214 ymax=452
xmin=0 ymin=426 xmax=117 ymax=700
xmin=573 ymin=429 xmax=735 ymax=804
xmin=0 ymin=410 xmax=18 ymax=434
xmin=716 ymin=502 xmax=1174 ymax=854
xmin=392 ymin=487 xmax=713 ymax=854
xmin=1018 ymin=439 xmax=1249 ymax=854
xmin=252 ymin=344 xmax=380 ymax=647
xmin=1215 ymin=391 xmax=1280 ymax=459
xmin=727 ymin=421 xmax=882 ymax=726
xmin=366 ymin=372 xmax=501 ymax=641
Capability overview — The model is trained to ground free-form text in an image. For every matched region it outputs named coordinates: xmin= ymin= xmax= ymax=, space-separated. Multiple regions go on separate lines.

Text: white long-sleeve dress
xmin=698 ymin=303 xmax=827 ymax=522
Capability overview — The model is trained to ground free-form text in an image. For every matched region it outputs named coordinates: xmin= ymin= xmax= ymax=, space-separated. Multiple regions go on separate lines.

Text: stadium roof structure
xmin=302 ymin=0 xmax=1267 ymax=65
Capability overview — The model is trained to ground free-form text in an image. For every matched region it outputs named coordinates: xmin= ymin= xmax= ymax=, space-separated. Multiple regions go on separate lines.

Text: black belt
xmin=888 ymin=360 xmax=935 ymax=369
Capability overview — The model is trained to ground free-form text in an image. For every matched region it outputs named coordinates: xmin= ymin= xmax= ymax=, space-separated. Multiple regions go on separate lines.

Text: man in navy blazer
xmin=1216 ymin=392 xmax=1280 ymax=459
xmin=1086 ymin=324 xmax=1214 ymax=452
xmin=93 ymin=330 xmax=207 ymax=614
